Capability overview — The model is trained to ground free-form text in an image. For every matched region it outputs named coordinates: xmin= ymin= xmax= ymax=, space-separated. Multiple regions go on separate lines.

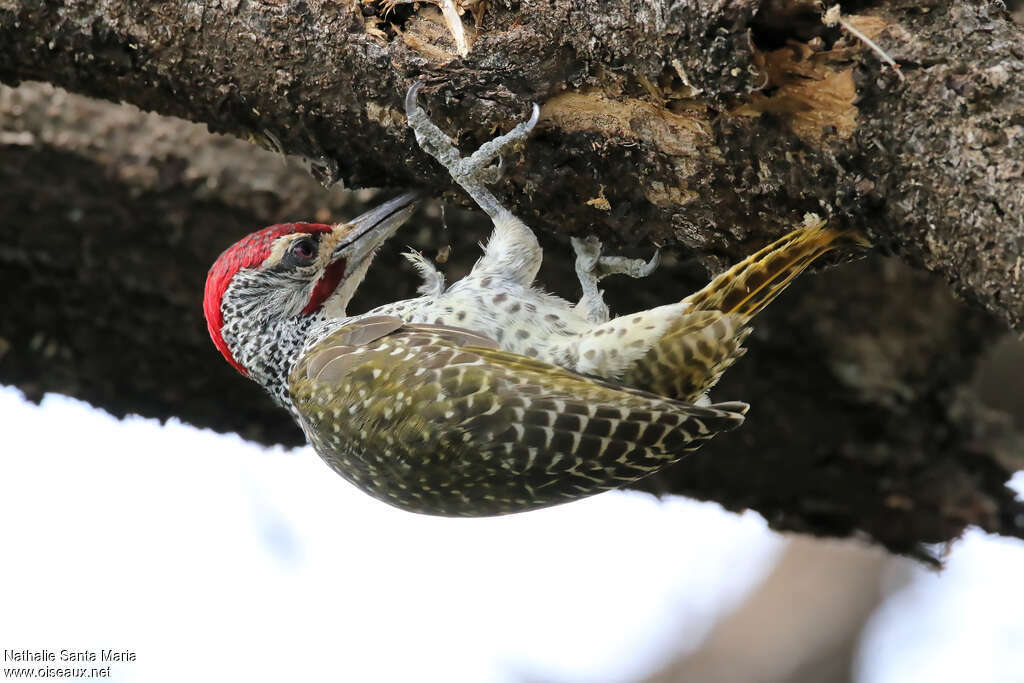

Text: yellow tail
xmin=622 ymin=220 xmax=867 ymax=402
xmin=683 ymin=221 xmax=868 ymax=320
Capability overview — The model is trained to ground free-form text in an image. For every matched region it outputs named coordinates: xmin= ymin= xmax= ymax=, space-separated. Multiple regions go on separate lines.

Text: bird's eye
xmin=289 ymin=238 xmax=316 ymax=262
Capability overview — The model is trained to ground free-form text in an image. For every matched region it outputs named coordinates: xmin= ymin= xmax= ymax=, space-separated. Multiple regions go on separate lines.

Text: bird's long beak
xmin=319 ymin=191 xmax=420 ymax=318
xmin=331 ymin=191 xmax=420 ymax=266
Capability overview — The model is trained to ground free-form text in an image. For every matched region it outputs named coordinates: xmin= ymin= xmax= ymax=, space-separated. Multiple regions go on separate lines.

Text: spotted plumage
xmin=290 ymin=317 xmax=747 ymax=515
xmin=202 ymin=83 xmax=866 ymax=516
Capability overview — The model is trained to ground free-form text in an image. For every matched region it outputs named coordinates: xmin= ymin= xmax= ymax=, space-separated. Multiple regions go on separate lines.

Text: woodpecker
xmin=204 ymin=83 xmax=866 ymax=516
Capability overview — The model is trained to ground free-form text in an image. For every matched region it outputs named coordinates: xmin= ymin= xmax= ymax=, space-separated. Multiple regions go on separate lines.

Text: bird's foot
xmin=571 ymin=236 xmax=660 ymax=324
xmin=405 ymin=81 xmax=539 ymax=219
xmin=571 ymin=235 xmax=660 ymax=283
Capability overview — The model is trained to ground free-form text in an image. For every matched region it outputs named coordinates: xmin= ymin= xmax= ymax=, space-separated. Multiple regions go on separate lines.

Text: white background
xmin=1 ymin=387 xmax=1022 ymax=682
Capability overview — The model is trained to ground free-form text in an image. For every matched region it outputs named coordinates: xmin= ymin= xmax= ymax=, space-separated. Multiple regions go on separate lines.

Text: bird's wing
xmin=289 ymin=318 xmax=747 ymax=516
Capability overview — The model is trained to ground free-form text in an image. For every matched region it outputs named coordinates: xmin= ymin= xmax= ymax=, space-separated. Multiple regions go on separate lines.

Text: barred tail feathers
xmin=621 ymin=222 xmax=865 ymax=402
xmin=620 ymin=311 xmax=751 ymax=403
xmin=683 ymin=221 xmax=868 ymax=321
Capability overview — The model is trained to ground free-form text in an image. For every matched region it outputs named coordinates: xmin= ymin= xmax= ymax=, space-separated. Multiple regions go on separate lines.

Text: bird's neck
xmin=223 ymin=310 xmax=325 ymax=415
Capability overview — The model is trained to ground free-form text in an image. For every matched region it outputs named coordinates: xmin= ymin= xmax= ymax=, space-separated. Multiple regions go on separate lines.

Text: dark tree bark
xmin=1 ymin=0 xmax=1022 ymax=560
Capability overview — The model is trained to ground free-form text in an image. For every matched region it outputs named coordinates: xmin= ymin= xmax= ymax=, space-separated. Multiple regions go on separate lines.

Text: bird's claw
xmin=404 ymin=81 xmax=539 ymax=219
xmin=571 ymin=236 xmax=660 ymax=283
xmin=571 ymin=236 xmax=659 ymax=325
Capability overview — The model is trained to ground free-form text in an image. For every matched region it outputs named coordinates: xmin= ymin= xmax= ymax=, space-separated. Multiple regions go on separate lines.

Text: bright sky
xmin=1 ymin=386 xmax=1022 ymax=682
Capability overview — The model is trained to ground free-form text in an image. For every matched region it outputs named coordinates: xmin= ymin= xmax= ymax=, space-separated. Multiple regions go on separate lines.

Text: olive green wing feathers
xmin=288 ymin=316 xmax=747 ymax=516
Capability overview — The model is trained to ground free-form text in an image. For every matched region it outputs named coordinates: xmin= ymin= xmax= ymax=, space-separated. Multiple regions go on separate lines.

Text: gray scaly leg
xmin=405 ymin=82 xmax=539 ymax=221
xmin=406 ymin=82 xmax=544 ymax=286
xmin=571 ymin=235 xmax=660 ymax=324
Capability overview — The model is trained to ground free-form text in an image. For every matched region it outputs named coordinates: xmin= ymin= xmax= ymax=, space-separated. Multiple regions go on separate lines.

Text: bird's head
xmin=203 ymin=192 xmax=418 ymax=377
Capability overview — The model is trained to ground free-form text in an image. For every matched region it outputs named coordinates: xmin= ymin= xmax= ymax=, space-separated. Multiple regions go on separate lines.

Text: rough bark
xmin=2 ymin=0 xmax=1021 ymax=327
xmin=1 ymin=0 xmax=1022 ymax=559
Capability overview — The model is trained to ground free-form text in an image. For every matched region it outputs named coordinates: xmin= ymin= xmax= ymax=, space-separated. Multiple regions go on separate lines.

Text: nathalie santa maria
xmin=4 ymin=649 xmax=136 ymax=662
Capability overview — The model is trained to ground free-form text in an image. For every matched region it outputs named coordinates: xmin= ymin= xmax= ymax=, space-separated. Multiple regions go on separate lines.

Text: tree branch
xmin=2 ymin=1 xmax=1020 ymax=325
xmin=1 ymin=0 xmax=1022 ymax=559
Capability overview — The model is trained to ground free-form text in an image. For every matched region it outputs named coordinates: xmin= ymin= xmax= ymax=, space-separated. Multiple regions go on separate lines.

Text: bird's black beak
xmin=331 ymin=191 xmax=420 ymax=266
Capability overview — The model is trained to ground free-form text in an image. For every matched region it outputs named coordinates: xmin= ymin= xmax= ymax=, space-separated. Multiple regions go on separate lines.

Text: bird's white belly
xmin=365 ymin=280 xmax=591 ymax=364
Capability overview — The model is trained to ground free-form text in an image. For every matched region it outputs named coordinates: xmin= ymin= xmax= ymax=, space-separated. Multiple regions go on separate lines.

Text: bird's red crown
xmin=204 ymin=222 xmax=332 ymax=376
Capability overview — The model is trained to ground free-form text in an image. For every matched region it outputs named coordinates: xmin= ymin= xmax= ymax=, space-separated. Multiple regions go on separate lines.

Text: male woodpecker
xmin=204 ymin=83 xmax=866 ymax=516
